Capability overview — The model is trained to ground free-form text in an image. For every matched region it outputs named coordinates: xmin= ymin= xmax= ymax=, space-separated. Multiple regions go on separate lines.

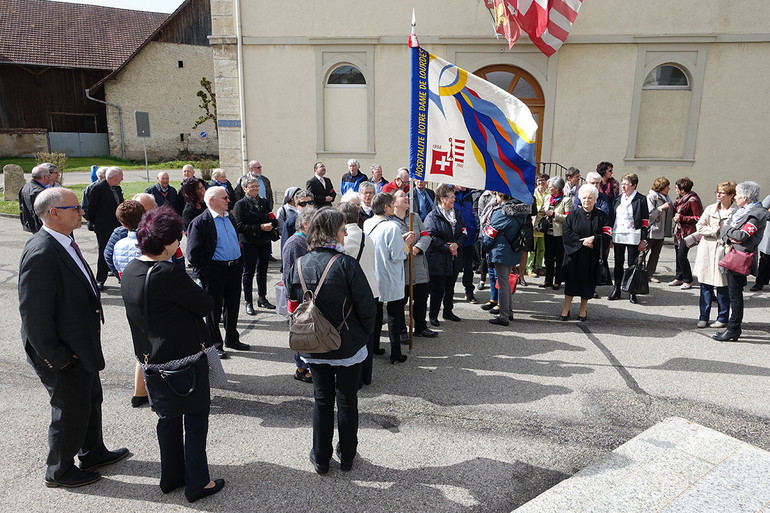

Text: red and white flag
xmin=484 ymin=0 xmax=583 ymax=57
xmin=525 ymin=0 xmax=583 ymax=57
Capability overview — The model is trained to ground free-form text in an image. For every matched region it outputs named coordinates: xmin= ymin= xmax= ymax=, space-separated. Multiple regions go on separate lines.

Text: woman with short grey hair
xmin=714 ymin=181 xmax=769 ymax=341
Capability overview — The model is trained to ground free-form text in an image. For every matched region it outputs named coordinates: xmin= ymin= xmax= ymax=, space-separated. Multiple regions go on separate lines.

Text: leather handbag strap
xmin=296 ymin=253 xmax=352 ymax=330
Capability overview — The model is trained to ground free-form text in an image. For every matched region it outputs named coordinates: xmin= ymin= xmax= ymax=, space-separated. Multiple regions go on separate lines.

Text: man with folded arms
xmin=19 ymin=187 xmax=128 ymax=488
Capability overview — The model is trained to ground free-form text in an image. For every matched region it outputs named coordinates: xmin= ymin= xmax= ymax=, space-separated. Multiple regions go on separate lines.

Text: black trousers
xmin=201 ymin=261 xmax=243 ymax=348
xmin=429 ymin=273 xmax=458 ymax=319
xmin=241 ymin=243 xmax=270 ymax=303
xmin=613 ymin=242 xmax=640 ymax=286
xmin=461 ymin=245 xmax=476 ymax=295
xmin=755 ymin=251 xmax=770 ymax=287
xmin=33 ymin=363 xmax=107 ymax=480
xmin=361 ymin=301 xmax=383 ymax=386
xmin=726 ymin=270 xmax=747 ymax=331
xmin=95 ymin=229 xmax=112 ymax=283
xmin=403 ymin=282 xmax=430 ymax=332
xmin=544 ymin=233 xmax=564 ymax=285
xmin=386 ymin=297 xmax=407 ymax=358
xmin=308 ymin=362 xmax=362 ymax=465
xmin=674 ymin=242 xmax=694 ymax=283
xmin=646 ymin=238 xmax=664 ymax=278
xmin=157 ymin=406 xmax=210 ymax=493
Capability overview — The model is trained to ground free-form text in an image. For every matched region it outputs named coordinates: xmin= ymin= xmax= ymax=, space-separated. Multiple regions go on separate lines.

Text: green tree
xmin=193 ymin=77 xmax=217 ymax=135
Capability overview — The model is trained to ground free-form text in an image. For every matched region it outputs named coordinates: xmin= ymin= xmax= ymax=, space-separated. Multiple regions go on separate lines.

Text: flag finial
xmin=409 ymin=9 xmax=419 ymax=47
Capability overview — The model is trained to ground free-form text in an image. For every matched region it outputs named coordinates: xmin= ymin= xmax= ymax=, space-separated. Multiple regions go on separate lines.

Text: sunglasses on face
xmin=297 ymin=200 xmax=314 ymax=207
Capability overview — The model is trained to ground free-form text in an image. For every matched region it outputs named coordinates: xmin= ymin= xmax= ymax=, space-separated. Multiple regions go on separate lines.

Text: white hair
xmin=211 ymin=168 xmax=225 ymax=181
xmin=347 ymin=159 xmax=359 ymax=167
xmin=585 ymin=171 xmax=601 ymax=182
xmin=578 ymin=184 xmax=599 ymax=201
xmin=96 ymin=166 xmax=107 ymax=179
xmin=105 ymin=166 xmax=122 ymax=180
xmin=340 ymin=190 xmax=361 ymax=205
xmin=204 ymin=185 xmax=225 ymax=207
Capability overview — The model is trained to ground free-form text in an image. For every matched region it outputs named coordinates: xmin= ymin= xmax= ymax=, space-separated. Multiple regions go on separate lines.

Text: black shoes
xmin=559 ymin=313 xmax=570 ymax=321
xmin=629 ymin=294 xmax=638 ymax=304
xmin=750 ymin=284 xmax=764 ymax=292
xmin=429 ymin=317 xmax=440 ymax=327
xmin=96 ymin=281 xmax=105 ymax=291
xmin=309 ymin=449 xmax=329 ymax=475
xmin=390 ymin=354 xmax=408 ymax=364
xmin=257 ymin=297 xmax=275 ymax=309
xmin=225 ymin=341 xmax=250 ymax=351
xmin=44 ymin=467 xmax=102 ymax=488
xmin=131 ymin=395 xmax=148 ymax=408
xmin=79 ymin=447 xmax=130 ymax=472
xmin=245 ymin=303 xmax=256 ymax=315
xmin=216 ymin=348 xmax=229 ymax=359
xmin=160 ymin=479 xmax=186 ymax=494
xmin=480 ymin=300 xmax=497 ymax=311
xmin=713 ymin=329 xmax=741 ymax=341
xmin=186 ymin=479 xmax=225 ymax=503
xmin=489 ymin=317 xmax=509 ymax=326
xmin=373 ymin=347 xmax=386 ymax=356
xmin=578 ymin=314 xmax=587 ymax=322
xmin=465 ymin=294 xmax=479 ymax=304
xmin=442 ymin=312 xmax=461 ymax=322
xmin=415 ymin=328 xmax=438 ymax=338
xmin=608 ymin=287 xmax=621 ymax=300
xmin=335 ymin=443 xmax=354 ymax=472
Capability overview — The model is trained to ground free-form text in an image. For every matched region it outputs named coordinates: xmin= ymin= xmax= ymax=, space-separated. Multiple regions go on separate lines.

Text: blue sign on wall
xmin=218 ymin=119 xmax=242 ymax=128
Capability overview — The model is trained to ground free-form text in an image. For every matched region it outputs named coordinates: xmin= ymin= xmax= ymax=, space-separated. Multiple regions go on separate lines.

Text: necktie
xmin=70 ymin=239 xmax=104 ymax=323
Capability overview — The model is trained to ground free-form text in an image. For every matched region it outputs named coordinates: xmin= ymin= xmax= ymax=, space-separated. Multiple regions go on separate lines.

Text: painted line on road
xmin=578 ymin=324 xmax=648 ymax=396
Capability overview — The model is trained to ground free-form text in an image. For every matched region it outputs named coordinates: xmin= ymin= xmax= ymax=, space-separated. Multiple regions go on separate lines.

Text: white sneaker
xmin=696 ymin=320 xmax=708 ymax=328
xmin=711 ymin=321 xmax=727 ymax=328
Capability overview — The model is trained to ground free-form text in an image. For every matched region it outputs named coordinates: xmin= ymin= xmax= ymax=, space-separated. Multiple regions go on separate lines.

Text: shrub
xmin=35 ymin=152 xmax=67 ymax=185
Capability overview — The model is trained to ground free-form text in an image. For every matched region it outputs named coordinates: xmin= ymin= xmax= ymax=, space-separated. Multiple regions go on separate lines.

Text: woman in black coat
xmin=286 ymin=208 xmax=376 ymax=474
xmin=181 ymin=177 xmax=207 ymax=233
xmin=424 ymin=184 xmax=468 ymax=325
xmin=608 ymin=173 xmax=649 ymax=304
xmin=560 ymin=184 xmax=612 ymax=321
xmin=120 ymin=208 xmax=224 ymax=503
xmin=234 ymin=175 xmax=278 ymax=314
xmin=714 ymin=181 xmax=770 ymax=341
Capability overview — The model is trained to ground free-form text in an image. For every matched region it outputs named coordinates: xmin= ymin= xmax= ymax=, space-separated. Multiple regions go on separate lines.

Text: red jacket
xmin=674 ymin=191 xmax=703 ymax=240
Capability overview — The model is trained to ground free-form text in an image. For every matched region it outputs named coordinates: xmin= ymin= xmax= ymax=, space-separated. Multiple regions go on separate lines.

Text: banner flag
xmin=409 ymin=46 xmax=537 ymax=204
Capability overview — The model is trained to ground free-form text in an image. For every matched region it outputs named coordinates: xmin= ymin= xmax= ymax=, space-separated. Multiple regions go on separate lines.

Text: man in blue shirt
xmin=187 ymin=186 xmax=249 ymax=357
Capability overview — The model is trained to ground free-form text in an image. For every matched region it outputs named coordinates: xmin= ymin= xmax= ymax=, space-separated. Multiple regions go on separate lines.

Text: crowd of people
xmin=17 ymin=158 xmax=770 ymax=494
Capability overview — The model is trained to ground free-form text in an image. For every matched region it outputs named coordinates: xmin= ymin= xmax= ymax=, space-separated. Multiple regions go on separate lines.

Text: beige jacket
xmin=539 ymin=194 xmax=572 ymax=237
xmin=693 ymin=201 xmax=737 ymax=287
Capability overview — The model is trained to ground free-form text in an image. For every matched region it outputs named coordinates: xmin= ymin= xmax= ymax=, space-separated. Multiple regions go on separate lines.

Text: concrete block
xmin=3 ymin=164 xmax=25 ymax=201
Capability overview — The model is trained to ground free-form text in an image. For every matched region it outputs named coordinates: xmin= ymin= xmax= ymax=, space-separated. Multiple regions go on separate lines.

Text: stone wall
xmin=104 ymin=42 xmax=218 ymax=160
xmin=0 ymin=129 xmax=48 ymax=157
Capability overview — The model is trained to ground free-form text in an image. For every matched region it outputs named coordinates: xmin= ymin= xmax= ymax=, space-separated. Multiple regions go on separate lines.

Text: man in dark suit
xmin=85 ymin=166 xmax=124 ymax=289
xmin=19 ymin=163 xmax=56 ymax=233
xmin=306 ymin=162 xmax=336 ymax=207
xmin=145 ymin=171 xmax=179 ymax=210
xmin=186 ymin=186 xmax=249 ymax=357
xmin=411 ymin=179 xmax=436 ymax=221
xmin=19 ymin=187 xmax=128 ymax=488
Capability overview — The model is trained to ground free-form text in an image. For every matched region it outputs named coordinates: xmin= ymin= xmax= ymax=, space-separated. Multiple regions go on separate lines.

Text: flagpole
xmin=407 ymin=9 xmax=416 ymax=351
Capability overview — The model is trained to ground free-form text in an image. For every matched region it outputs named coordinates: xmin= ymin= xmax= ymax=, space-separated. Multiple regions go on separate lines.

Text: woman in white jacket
xmin=693 ymin=181 xmax=737 ymax=328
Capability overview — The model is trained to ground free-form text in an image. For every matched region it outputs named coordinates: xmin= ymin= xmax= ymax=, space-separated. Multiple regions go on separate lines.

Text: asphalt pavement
xmin=1 ymin=216 xmax=769 ymax=512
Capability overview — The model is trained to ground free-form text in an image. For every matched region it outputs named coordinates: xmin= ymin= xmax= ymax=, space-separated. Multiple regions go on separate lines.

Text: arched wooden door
xmin=474 ymin=65 xmax=544 ymax=163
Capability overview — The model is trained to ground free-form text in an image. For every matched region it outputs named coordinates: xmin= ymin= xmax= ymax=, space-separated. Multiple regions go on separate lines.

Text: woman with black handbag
xmin=608 ymin=173 xmax=649 ymax=304
xmin=234 ymin=174 xmax=278 ymax=315
xmin=121 ymin=208 xmax=225 ymax=503
xmin=560 ymin=185 xmax=612 ymax=321
xmin=714 ymin=181 xmax=769 ymax=341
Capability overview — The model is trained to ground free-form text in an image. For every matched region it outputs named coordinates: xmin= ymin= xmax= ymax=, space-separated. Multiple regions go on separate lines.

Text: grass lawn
xmin=0 ymin=181 xmax=184 ymax=215
xmin=0 ymin=157 xmax=218 ymax=173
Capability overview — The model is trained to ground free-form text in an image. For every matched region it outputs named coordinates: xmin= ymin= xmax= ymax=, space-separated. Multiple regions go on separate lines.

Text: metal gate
xmin=48 ymin=132 xmax=109 ymax=157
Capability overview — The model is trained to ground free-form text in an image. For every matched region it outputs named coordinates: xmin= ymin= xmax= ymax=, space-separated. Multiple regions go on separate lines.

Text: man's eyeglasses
xmin=51 ymin=204 xmax=83 ymax=212
xmin=297 ymin=200 xmax=315 ymax=207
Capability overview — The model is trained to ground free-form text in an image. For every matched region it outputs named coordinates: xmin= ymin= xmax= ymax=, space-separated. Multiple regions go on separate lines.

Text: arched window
xmin=474 ymin=65 xmax=544 ymax=163
xmin=323 ymin=64 xmax=367 ymax=151
xmin=643 ymin=65 xmax=690 ymax=90
xmin=327 ymin=65 xmax=366 ymax=86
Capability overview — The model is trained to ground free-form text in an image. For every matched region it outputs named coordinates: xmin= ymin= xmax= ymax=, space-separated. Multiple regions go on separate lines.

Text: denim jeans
xmin=698 ymin=284 xmax=729 ymax=322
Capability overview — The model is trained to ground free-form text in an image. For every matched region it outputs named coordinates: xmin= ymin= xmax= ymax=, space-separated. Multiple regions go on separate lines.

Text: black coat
xmin=233 ymin=174 xmax=274 ymax=211
xmin=305 ymin=175 xmax=336 ymax=207
xmin=86 ymin=179 xmax=124 ymax=234
xmin=562 ymin=208 xmax=611 ymax=283
xmin=19 ymin=230 xmax=104 ymax=371
xmin=286 ymin=248 xmax=375 ymax=360
xmin=424 ymin=206 xmax=468 ymax=276
xmin=186 ymin=209 xmax=240 ymax=279
xmin=610 ymin=191 xmax=650 ymax=240
xmin=121 ymin=259 xmax=213 ymax=364
xmin=18 ymin=180 xmax=46 ymax=233
xmin=233 ymin=196 xmax=277 ymax=245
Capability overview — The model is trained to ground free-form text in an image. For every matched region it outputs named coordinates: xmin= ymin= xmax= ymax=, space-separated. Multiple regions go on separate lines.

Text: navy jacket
xmin=145 ymin=183 xmax=179 ymax=211
xmin=454 ymin=189 xmax=479 ymax=247
xmin=424 ymin=206 xmax=468 ymax=276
